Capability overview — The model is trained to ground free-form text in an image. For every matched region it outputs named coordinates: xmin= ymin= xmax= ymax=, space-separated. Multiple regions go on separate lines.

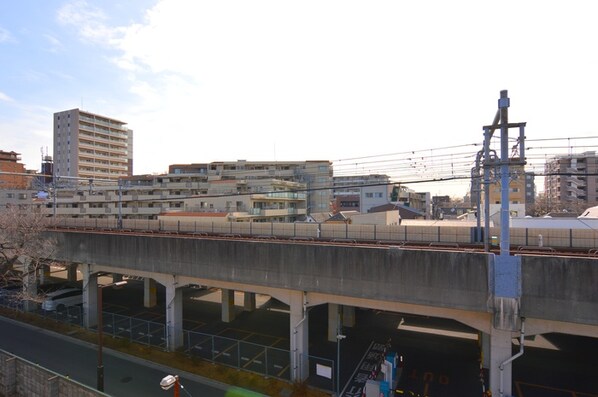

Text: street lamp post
xmin=336 ymin=333 xmax=346 ymax=396
xmin=336 ymin=305 xmax=346 ymax=396
xmin=97 ymin=279 xmax=127 ymax=392
xmin=161 ymin=374 xmax=193 ymax=397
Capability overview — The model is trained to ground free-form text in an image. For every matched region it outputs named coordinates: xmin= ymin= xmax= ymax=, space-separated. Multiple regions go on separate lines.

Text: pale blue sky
xmin=1 ymin=1 xmax=597 ymax=197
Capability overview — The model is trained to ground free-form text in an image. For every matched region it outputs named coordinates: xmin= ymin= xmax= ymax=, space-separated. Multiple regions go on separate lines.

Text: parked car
xmin=41 ymin=288 xmax=83 ymax=311
xmin=0 ymin=283 xmax=23 ymax=297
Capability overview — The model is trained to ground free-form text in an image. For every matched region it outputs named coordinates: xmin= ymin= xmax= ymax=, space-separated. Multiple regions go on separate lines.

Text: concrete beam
xmin=328 ymin=304 xmax=340 ymax=342
xmin=144 ymin=278 xmax=157 ymax=308
xmin=222 ymin=289 xmax=236 ymax=323
xmin=165 ymin=279 xmax=183 ymax=351
xmin=308 ymin=292 xmax=492 ymax=334
xmin=80 ymin=264 xmax=98 ymax=328
xmin=21 ymin=257 xmax=37 ymax=312
xmin=343 ymin=306 xmax=356 ymax=328
xmin=50 ymin=232 xmax=491 ymax=313
xmin=243 ymin=292 xmax=256 ymax=312
xmin=488 ymin=329 xmax=515 ymax=396
xmin=66 ymin=263 xmax=78 ymax=282
xmin=39 ymin=264 xmax=51 ymax=285
xmin=290 ymin=290 xmax=309 ymax=382
xmin=523 ymin=317 xmax=598 ymax=339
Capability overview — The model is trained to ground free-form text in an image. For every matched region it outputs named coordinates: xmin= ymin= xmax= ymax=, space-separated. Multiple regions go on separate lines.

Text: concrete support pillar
xmin=328 ymin=303 xmax=340 ymax=342
xmin=66 ymin=264 xmax=78 ymax=282
xmin=21 ymin=257 xmax=37 ymax=312
xmin=480 ymin=332 xmax=491 ymax=369
xmin=342 ymin=306 xmax=356 ymax=328
xmin=165 ymin=281 xmax=183 ymax=351
xmin=488 ymin=329 xmax=514 ymax=396
xmin=221 ymin=289 xmax=236 ymax=323
xmin=290 ymin=290 xmax=309 ymax=382
xmin=80 ymin=264 xmax=98 ymax=328
xmin=243 ymin=292 xmax=256 ymax=312
xmin=144 ymin=278 xmax=157 ymax=308
xmin=112 ymin=273 xmax=123 ymax=283
xmin=39 ymin=264 xmax=51 ymax=285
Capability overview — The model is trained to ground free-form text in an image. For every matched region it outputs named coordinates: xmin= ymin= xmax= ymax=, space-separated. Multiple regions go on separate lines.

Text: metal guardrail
xmin=47 ymin=217 xmax=598 ymax=250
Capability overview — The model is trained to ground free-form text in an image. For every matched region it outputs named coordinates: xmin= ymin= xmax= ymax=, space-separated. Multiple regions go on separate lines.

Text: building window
xmin=365 ymin=193 xmax=373 ymax=198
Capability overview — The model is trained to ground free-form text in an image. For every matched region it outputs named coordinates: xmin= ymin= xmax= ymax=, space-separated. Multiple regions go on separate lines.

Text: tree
xmin=0 ymin=206 xmax=56 ymax=301
xmin=526 ymin=193 xmax=591 ymax=217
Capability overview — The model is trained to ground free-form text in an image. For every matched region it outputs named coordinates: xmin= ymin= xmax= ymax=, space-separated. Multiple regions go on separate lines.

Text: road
xmin=0 ymin=316 xmax=228 ymax=397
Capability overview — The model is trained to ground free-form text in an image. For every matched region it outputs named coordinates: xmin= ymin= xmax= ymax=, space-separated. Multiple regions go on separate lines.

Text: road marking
xmin=276 ymin=364 xmax=289 ymax=378
xmin=341 ymin=341 xmax=374 ymax=397
xmin=516 ymin=381 xmax=598 ymax=397
xmin=242 ymin=351 xmax=265 ymax=369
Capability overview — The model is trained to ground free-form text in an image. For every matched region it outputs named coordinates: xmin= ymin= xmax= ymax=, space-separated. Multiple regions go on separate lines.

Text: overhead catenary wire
xmin=4 ymin=135 xmax=597 ymax=200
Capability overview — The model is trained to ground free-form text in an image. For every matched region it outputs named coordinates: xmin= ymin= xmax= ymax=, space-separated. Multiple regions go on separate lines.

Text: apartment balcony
xmin=78 ymin=159 xmax=128 ymax=173
xmin=249 ymin=208 xmax=306 ymax=216
xmin=250 ymin=192 xmax=307 ymax=201
xmin=566 ymin=185 xmax=586 ymax=198
xmin=79 ymin=127 xmax=129 ymax=143
xmin=78 ymin=142 xmax=124 ymax=156
xmin=123 ymin=207 xmax=162 ymax=215
xmin=79 ymin=133 xmax=128 ymax=149
xmin=159 ymin=181 xmax=208 ymax=189
xmin=566 ymin=168 xmax=586 ymax=186
xmin=79 ymin=116 xmax=128 ymax=134
xmin=54 ymin=207 xmax=82 ymax=215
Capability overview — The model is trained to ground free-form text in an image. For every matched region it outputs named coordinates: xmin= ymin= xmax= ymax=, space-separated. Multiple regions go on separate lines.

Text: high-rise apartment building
xmin=544 ymin=151 xmax=598 ymax=207
xmin=53 ymin=109 xmax=133 ymax=182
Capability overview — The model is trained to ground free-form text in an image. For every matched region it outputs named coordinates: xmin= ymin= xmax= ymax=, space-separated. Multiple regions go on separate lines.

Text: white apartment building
xmin=53 ymin=109 xmax=133 ymax=182
xmin=545 ymin=151 xmax=598 ymax=208
xmin=169 ymin=160 xmax=332 ymax=214
xmin=46 ymin=172 xmax=307 ymax=223
xmin=332 ymin=174 xmax=391 ymax=213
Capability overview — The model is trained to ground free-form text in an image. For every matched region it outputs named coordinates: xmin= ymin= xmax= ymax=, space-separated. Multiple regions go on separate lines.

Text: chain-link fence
xmin=183 ymin=330 xmax=293 ymax=380
xmin=0 ymin=298 xmax=335 ymax=393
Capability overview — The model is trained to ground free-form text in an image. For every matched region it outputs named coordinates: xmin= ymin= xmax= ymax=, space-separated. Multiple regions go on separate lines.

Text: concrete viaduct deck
xmin=46 ymin=230 xmax=598 ymax=395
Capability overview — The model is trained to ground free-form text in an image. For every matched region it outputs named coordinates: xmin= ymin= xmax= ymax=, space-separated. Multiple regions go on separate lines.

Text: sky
xmin=1 ymin=0 xmax=598 ymax=197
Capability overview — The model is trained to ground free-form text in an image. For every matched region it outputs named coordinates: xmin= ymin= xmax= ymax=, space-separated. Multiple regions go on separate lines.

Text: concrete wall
xmin=521 ymin=255 xmax=598 ymax=325
xmin=46 ymin=230 xmax=598 ymax=327
xmin=50 ymin=231 xmax=490 ymax=313
xmin=0 ymin=350 xmax=106 ymax=397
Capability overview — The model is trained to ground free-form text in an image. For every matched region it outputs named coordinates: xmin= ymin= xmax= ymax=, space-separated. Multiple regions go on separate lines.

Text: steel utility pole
xmin=482 ymin=90 xmax=527 ymax=397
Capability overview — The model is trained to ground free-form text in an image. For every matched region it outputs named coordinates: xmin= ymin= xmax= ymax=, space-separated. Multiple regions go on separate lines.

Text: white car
xmin=41 ymin=288 xmax=83 ymax=311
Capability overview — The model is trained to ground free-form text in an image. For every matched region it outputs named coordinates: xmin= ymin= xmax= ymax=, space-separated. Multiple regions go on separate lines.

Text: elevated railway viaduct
xmin=45 ymin=229 xmax=598 ymax=395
